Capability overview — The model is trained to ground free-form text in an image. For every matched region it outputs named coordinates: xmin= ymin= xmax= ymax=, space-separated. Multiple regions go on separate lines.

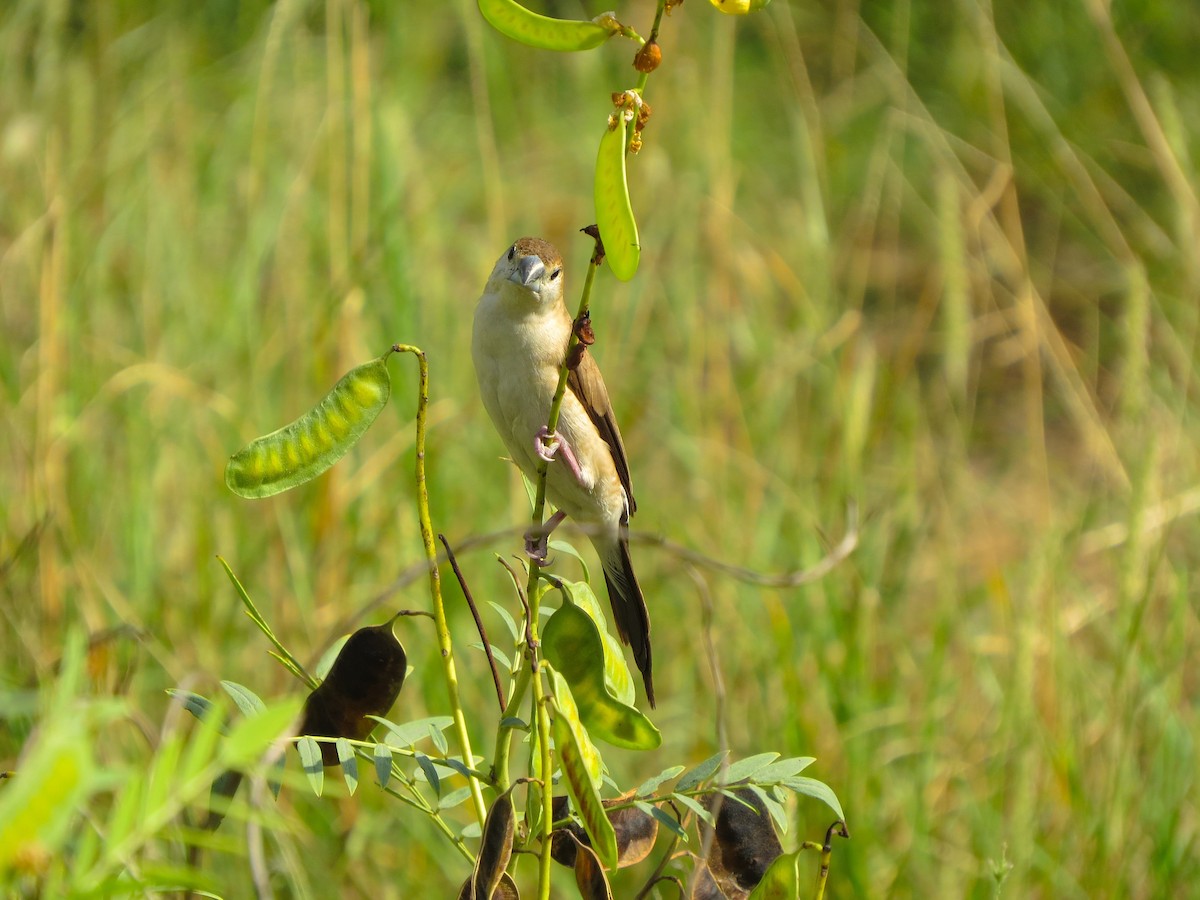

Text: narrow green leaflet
xmin=595 ymin=105 xmax=640 ymax=281
xmin=334 ymin=739 xmax=358 ymax=795
xmin=542 ymin=595 xmax=660 ymax=750
xmin=415 ymin=753 xmax=441 ymax=796
xmin=757 ymin=756 xmax=816 ymax=782
xmin=636 ymin=764 xmax=685 ymax=798
xmin=219 ymin=680 xmax=266 ymax=718
xmin=675 ymin=751 xmax=728 ymax=793
xmin=219 ymin=698 xmax=300 ymax=770
xmin=672 ymin=792 xmax=715 ymax=828
xmin=779 ymin=776 xmax=846 ymax=821
xmin=723 ymin=752 xmax=780 ymax=784
xmin=296 ymin=736 xmax=324 ymax=797
xmin=369 ymin=715 xmax=455 ymax=749
xmin=166 ymin=689 xmax=217 ymax=725
xmin=373 ymin=742 xmax=392 ymax=789
xmin=477 ymin=0 xmax=618 ymax=52
xmin=225 ymin=348 xmax=394 ymax=499
xmin=549 ymin=668 xmax=618 ymax=870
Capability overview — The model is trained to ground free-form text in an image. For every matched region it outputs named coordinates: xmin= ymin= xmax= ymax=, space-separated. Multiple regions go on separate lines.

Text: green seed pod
xmin=594 ymin=100 xmax=640 ymax=282
xmin=477 ymin=0 xmax=617 ymax=52
xmin=225 ymin=347 xmax=394 ymax=499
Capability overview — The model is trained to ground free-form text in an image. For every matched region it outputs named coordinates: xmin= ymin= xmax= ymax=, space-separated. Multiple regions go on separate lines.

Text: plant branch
xmin=391 ymin=343 xmax=488 ymax=827
xmin=439 ymin=533 xmax=506 ymax=712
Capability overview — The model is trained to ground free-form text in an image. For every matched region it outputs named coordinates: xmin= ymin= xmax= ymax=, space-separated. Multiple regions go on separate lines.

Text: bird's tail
xmin=598 ymin=528 xmax=655 ymax=708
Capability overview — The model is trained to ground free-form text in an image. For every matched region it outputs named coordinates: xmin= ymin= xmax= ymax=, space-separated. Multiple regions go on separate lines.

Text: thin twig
xmin=635 ymin=502 xmax=859 ymax=587
xmin=391 ymin=344 xmax=487 ymax=826
xmin=440 ymin=533 xmax=506 ymax=712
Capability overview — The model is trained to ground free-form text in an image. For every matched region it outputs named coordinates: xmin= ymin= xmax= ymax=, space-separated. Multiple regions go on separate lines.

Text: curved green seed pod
xmin=225 ymin=347 xmax=394 ymax=499
xmin=477 ymin=0 xmax=617 ymax=52
xmin=708 ymin=0 xmax=773 ymax=14
xmin=543 ymin=597 xmax=661 ymax=751
xmin=549 ymin=669 xmax=618 ymax=871
xmin=595 ymin=108 xmax=640 ymax=281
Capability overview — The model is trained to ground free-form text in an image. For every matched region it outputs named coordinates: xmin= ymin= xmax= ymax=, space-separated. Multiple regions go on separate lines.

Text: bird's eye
xmin=508 ymin=246 xmax=515 ymax=261
xmin=550 ymin=268 xmax=561 ymax=280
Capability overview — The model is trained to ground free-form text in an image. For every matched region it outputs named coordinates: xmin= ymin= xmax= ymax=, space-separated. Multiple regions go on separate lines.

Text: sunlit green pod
xmin=477 ymin=0 xmax=617 ymax=52
xmin=708 ymin=0 xmax=773 ymax=14
xmin=595 ymin=109 xmax=640 ymax=281
xmin=549 ymin=669 xmax=618 ymax=872
xmin=224 ymin=348 xmax=394 ymax=499
xmin=543 ymin=594 xmax=660 ymax=750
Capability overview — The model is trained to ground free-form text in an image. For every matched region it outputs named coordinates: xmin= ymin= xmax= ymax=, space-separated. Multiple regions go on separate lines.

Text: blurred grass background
xmin=2 ymin=0 xmax=1198 ymax=895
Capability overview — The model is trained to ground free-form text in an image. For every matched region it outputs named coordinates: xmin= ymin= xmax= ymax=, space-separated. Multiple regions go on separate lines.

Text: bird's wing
xmin=567 ymin=351 xmax=636 ymax=514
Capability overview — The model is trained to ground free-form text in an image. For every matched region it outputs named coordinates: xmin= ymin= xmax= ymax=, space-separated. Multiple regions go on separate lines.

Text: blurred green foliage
xmin=2 ymin=0 xmax=1198 ymax=895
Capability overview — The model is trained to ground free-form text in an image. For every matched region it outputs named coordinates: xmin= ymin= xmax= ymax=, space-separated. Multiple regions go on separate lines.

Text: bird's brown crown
xmin=512 ymin=236 xmax=563 ymax=268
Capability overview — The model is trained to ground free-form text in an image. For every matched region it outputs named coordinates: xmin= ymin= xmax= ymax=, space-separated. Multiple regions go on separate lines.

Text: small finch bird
xmin=472 ymin=236 xmax=654 ymax=707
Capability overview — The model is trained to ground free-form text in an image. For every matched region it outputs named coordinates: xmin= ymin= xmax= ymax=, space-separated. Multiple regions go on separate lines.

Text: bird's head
xmin=488 ymin=236 xmax=564 ymax=303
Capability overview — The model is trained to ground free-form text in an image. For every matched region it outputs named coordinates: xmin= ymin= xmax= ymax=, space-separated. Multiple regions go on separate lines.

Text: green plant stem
xmin=533 ymin=663 xmax=555 ymax=900
xmin=518 ymin=238 xmax=602 ymax=900
xmin=392 ymin=343 xmax=488 ymax=827
xmin=217 ymin=555 xmax=316 ymax=690
xmin=493 ymin=664 xmax=532 ymax=790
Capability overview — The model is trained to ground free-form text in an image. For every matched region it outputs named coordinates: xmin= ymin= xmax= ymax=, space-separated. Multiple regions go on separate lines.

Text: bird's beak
xmin=510 ymin=253 xmax=545 ymax=290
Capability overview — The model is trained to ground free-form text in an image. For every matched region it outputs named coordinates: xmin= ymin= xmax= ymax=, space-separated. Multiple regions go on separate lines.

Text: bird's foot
xmin=534 ymin=427 xmax=585 ymax=485
xmin=524 ymin=510 xmax=567 ymax=565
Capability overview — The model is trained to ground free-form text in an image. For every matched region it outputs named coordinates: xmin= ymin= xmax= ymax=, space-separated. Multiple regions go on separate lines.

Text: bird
xmin=472 ymin=236 xmax=654 ymax=707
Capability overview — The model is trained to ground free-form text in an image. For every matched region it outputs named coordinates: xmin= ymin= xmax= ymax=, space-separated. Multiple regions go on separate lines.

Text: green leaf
xmin=476 ymin=0 xmax=617 ymax=52
xmin=757 ymin=757 xmax=816 ymax=782
xmin=434 ymin=756 xmax=477 ymax=780
xmin=430 ymin=721 xmax=449 ymax=756
xmin=220 ymin=699 xmax=300 ymax=770
xmin=636 ymin=765 xmax=685 ymax=798
xmin=439 ymin=786 xmax=475 ymax=810
xmin=336 ymin=739 xmax=359 ymax=795
xmin=746 ymin=849 xmax=801 ymax=899
xmin=547 ymin=539 xmax=591 ymax=582
xmin=642 ymin=802 xmax=687 ymax=841
xmin=297 ymin=737 xmax=324 ymax=797
xmin=549 ymin=668 xmax=618 ymax=870
xmin=542 ymin=587 xmax=659 ymax=750
xmin=166 ymin=689 xmax=217 ymax=725
xmin=671 ymin=792 xmax=715 ymax=828
xmin=676 ymin=751 xmax=728 ymax=793
xmin=724 ymin=752 xmax=780 ymax=784
xmin=225 ymin=350 xmax=393 ymax=499
xmin=779 ymin=776 xmax=845 ymax=821
xmin=487 ymin=601 xmax=520 ymax=641
xmin=746 ymin=783 xmax=789 ymax=836
xmin=595 ymin=104 xmax=640 ymax=281
xmin=415 ymin=753 xmax=441 ymax=796
xmin=370 ymin=715 xmax=455 ymax=749
xmin=314 ymin=635 xmax=349 ymax=681
xmin=373 ymin=742 xmax=392 ymax=789
xmin=219 ymin=680 xmax=267 ymax=718
xmin=0 ymin=720 xmax=94 ymax=872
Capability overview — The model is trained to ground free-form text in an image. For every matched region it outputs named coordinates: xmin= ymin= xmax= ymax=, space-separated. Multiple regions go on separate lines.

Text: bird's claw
xmin=524 ymin=510 xmax=567 ymax=566
xmin=534 ymin=427 xmax=585 ymax=485
xmin=524 ymin=531 xmax=550 ymax=565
